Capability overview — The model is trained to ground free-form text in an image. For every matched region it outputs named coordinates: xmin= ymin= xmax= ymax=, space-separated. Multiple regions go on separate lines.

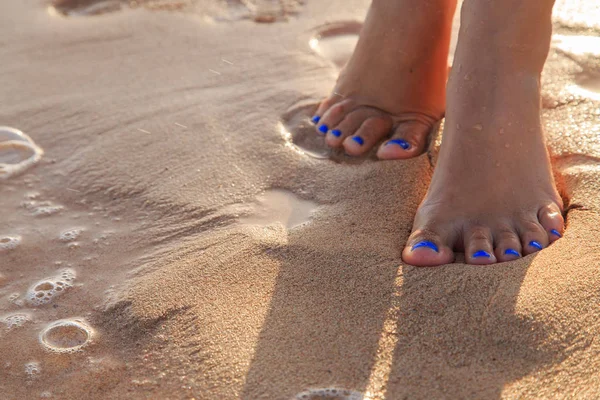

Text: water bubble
xmin=59 ymin=228 xmax=83 ymax=242
xmin=0 ymin=126 xmax=44 ymax=180
xmin=21 ymin=200 xmax=64 ymax=217
xmin=27 ymin=268 xmax=76 ymax=306
xmin=0 ymin=235 xmax=21 ymax=251
xmin=32 ymin=205 xmax=64 ymax=217
xmin=2 ymin=313 xmax=31 ymax=329
xmin=8 ymin=293 xmax=23 ymax=306
xmin=24 ymin=361 xmax=41 ymax=377
xmin=39 ymin=319 xmax=93 ymax=353
xmin=24 ymin=192 xmax=40 ymax=200
xmin=294 ymin=388 xmax=364 ymax=400
xmin=472 ymin=124 xmax=483 ymax=131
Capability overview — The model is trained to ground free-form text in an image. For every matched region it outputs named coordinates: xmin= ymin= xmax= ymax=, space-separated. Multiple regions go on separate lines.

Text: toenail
xmin=352 ymin=136 xmax=364 ymax=145
xmin=504 ymin=249 xmax=520 ymax=257
xmin=529 ymin=241 xmax=543 ymax=250
xmin=330 ymin=129 xmax=342 ymax=137
xmin=550 ymin=229 xmax=562 ymax=238
xmin=318 ymin=124 xmax=329 ymax=134
xmin=411 ymin=241 xmax=439 ymax=253
xmin=311 ymin=116 xmax=321 ymax=124
xmin=473 ymin=250 xmax=491 ymax=258
xmin=387 ymin=139 xmax=411 ymax=150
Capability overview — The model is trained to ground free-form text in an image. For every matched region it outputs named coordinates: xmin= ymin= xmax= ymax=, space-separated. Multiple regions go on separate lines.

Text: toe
xmin=312 ymin=95 xmax=343 ymax=125
xmin=537 ymin=203 xmax=565 ymax=243
xmin=377 ymin=120 xmax=432 ymax=160
xmin=342 ymin=116 xmax=393 ymax=156
xmin=518 ymin=219 xmax=549 ymax=255
xmin=464 ymin=226 xmax=497 ymax=265
xmin=494 ymin=226 xmax=522 ymax=262
xmin=326 ymin=108 xmax=383 ymax=149
xmin=402 ymin=229 xmax=454 ymax=267
xmin=316 ymin=99 xmax=355 ymax=136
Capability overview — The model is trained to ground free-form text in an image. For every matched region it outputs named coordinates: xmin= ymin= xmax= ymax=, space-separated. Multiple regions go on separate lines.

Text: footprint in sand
xmin=239 ymin=189 xmax=317 ymax=230
xmin=0 ymin=127 xmax=44 ymax=180
xmin=280 ymin=102 xmax=376 ymax=163
xmin=39 ymin=319 xmax=94 ymax=353
xmin=553 ymin=35 xmax=600 ymax=100
xmin=294 ymin=388 xmax=364 ymax=400
xmin=309 ymin=21 xmax=362 ymax=69
xmin=49 ymin=0 xmax=304 ymax=22
xmin=48 ymin=0 xmax=122 ymax=16
xmin=279 ymin=103 xmax=332 ymax=160
xmin=280 ymin=22 xmax=386 ymax=162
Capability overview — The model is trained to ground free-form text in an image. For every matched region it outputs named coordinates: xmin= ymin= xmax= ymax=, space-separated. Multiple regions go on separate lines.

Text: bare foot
xmin=311 ymin=0 xmax=456 ymax=159
xmin=402 ymin=0 xmax=564 ymax=266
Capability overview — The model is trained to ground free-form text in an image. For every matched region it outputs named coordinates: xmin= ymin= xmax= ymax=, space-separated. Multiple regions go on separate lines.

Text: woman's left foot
xmin=402 ymin=0 xmax=564 ymax=267
xmin=403 ymin=72 xmax=564 ymax=267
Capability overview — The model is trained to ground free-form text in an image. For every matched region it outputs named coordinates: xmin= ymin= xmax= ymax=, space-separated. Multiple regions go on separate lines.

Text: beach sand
xmin=1 ymin=0 xmax=600 ymax=398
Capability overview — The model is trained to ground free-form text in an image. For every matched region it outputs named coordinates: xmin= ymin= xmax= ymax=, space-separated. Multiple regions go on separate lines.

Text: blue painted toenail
xmin=352 ymin=136 xmax=364 ymax=145
xmin=550 ymin=229 xmax=562 ymax=238
xmin=318 ymin=124 xmax=329 ymax=134
xmin=411 ymin=241 xmax=439 ymax=253
xmin=387 ymin=139 xmax=411 ymax=150
xmin=529 ymin=241 xmax=543 ymax=250
xmin=311 ymin=116 xmax=321 ymax=124
xmin=473 ymin=250 xmax=491 ymax=258
xmin=505 ymin=249 xmax=520 ymax=257
xmin=330 ymin=129 xmax=342 ymax=137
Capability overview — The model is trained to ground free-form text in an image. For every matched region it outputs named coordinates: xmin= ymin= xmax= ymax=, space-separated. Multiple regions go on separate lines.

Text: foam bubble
xmin=32 ymin=205 xmax=64 ymax=217
xmin=21 ymin=200 xmax=64 ymax=217
xmin=59 ymin=228 xmax=83 ymax=242
xmin=2 ymin=313 xmax=32 ymax=329
xmin=24 ymin=361 xmax=41 ymax=377
xmin=0 ymin=235 xmax=21 ymax=251
xmin=27 ymin=268 xmax=76 ymax=306
xmin=39 ymin=319 xmax=93 ymax=353
xmin=8 ymin=292 xmax=24 ymax=306
xmin=67 ymin=242 xmax=80 ymax=250
xmin=294 ymin=388 xmax=364 ymax=400
xmin=0 ymin=126 xmax=44 ymax=180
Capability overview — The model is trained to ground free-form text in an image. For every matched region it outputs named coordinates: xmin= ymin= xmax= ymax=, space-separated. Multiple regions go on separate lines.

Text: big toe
xmin=402 ymin=231 xmax=454 ymax=267
xmin=538 ymin=203 xmax=565 ymax=243
xmin=377 ymin=120 xmax=432 ymax=160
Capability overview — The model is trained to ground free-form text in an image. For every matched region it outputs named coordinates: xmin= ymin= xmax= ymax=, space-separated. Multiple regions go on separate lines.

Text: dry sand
xmin=1 ymin=0 xmax=600 ymax=399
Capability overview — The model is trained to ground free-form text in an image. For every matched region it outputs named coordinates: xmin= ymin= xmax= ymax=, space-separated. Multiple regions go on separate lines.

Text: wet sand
xmin=1 ymin=0 xmax=600 ymax=399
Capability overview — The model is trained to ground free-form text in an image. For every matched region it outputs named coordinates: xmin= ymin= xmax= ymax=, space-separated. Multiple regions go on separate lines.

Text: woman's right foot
xmin=312 ymin=0 xmax=457 ymax=159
